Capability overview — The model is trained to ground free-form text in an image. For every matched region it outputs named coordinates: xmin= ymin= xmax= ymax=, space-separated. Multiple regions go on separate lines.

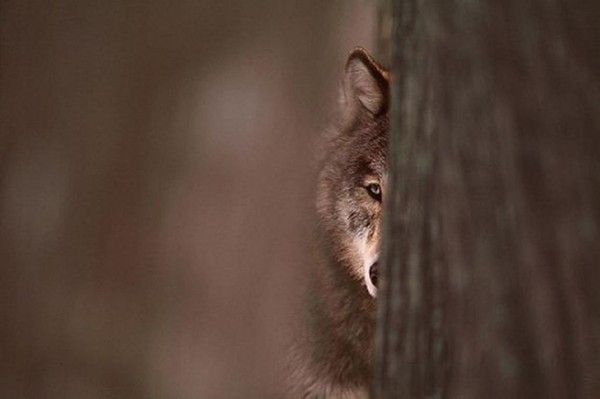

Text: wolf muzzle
xmin=369 ymin=262 xmax=378 ymax=288
xmin=365 ymin=261 xmax=378 ymax=297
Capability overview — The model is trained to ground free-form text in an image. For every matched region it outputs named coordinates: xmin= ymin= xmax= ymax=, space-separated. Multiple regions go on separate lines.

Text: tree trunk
xmin=374 ymin=1 xmax=600 ymax=398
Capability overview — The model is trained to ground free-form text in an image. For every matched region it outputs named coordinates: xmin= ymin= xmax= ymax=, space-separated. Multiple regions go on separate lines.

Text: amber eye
xmin=366 ymin=183 xmax=382 ymax=201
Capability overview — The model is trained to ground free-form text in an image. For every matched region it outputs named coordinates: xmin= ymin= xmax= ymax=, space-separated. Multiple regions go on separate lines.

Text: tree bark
xmin=374 ymin=1 xmax=600 ymax=398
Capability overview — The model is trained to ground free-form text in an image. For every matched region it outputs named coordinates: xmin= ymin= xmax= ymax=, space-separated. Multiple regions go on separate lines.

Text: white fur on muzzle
xmin=363 ymin=257 xmax=378 ymax=297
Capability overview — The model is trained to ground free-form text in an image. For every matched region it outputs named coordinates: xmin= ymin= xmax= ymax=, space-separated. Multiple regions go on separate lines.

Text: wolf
xmin=288 ymin=48 xmax=389 ymax=398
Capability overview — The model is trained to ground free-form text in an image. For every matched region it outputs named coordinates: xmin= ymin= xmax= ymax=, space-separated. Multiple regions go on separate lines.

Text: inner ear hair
xmin=344 ymin=47 xmax=389 ymax=116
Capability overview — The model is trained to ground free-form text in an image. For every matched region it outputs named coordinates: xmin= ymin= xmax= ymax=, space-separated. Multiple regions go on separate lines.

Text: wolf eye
xmin=366 ymin=183 xmax=381 ymax=201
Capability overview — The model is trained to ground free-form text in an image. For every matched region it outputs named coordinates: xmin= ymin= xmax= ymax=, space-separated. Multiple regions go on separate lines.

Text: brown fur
xmin=288 ymin=48 xmax=389 ymax=398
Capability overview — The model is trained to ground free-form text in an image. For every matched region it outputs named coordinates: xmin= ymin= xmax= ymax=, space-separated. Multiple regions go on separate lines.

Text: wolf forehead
xmin=346 ymin=122 xmax=388 ymax=176
xmin=325 ymin=119 xmax=389 ymax=182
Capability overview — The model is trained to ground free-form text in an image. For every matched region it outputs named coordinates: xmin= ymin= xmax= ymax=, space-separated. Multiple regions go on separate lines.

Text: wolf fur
xmin=288 ymin=48 xmax=389 ymax=398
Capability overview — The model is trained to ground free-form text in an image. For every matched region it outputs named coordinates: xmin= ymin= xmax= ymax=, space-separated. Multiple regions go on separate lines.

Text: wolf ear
xmin=343 ymin=48 xmax=389 ymax=117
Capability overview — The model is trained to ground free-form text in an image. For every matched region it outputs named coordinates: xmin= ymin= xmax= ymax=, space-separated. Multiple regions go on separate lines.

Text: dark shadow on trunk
xmin=374 ymin=1 xmax=600 ymax=397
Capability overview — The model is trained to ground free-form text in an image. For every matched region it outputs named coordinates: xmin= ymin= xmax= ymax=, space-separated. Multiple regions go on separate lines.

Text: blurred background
xmin=0 ymin=1 xmax=376 ymax=398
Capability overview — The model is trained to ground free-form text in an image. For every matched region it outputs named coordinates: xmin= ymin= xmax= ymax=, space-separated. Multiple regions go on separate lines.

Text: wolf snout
xmin=365 ymin=261 xmax=378 ymax=297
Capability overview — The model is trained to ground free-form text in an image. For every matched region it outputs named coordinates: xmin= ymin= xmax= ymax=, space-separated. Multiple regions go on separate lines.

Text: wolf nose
xmin=369 ymin=261 xmax=378 ymax=288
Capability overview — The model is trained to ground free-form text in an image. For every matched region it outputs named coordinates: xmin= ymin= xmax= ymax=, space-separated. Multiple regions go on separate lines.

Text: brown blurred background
xmin=0 ymin=1 xmax=375 ymax=398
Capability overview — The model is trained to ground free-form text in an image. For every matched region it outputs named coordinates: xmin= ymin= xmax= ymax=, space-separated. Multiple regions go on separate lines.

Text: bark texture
xmin=374 ymin=0 xmax=600 ymax=398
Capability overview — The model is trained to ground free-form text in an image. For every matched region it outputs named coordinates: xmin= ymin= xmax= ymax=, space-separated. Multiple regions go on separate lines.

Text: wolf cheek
xmin=352 ymin=218 xmax=381 ymax=298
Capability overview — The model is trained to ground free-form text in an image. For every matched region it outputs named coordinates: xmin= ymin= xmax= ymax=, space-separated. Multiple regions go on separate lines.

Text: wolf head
xmin=317 ymin=48 xmax=389 ymax=298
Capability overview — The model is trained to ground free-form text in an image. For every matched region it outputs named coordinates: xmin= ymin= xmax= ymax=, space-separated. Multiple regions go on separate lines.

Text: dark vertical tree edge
xmin=374 ymin=0 xmax=600 ymax=397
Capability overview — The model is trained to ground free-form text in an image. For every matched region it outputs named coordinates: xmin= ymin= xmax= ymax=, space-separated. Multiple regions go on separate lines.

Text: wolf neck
xmin=305 ymin=237 xmax=376 ymax=391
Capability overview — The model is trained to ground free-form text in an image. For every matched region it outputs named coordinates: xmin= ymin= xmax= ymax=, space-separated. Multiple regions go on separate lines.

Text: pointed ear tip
xmin=345 ymin=47 xmax=373 ymax=68
xmin=342 ymin=47 xmax=389 ymax=116
xmin=349 ymin=46 xmax=371 ymax=57
xmin=345 ymin=47 xmax=389 ymax=80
